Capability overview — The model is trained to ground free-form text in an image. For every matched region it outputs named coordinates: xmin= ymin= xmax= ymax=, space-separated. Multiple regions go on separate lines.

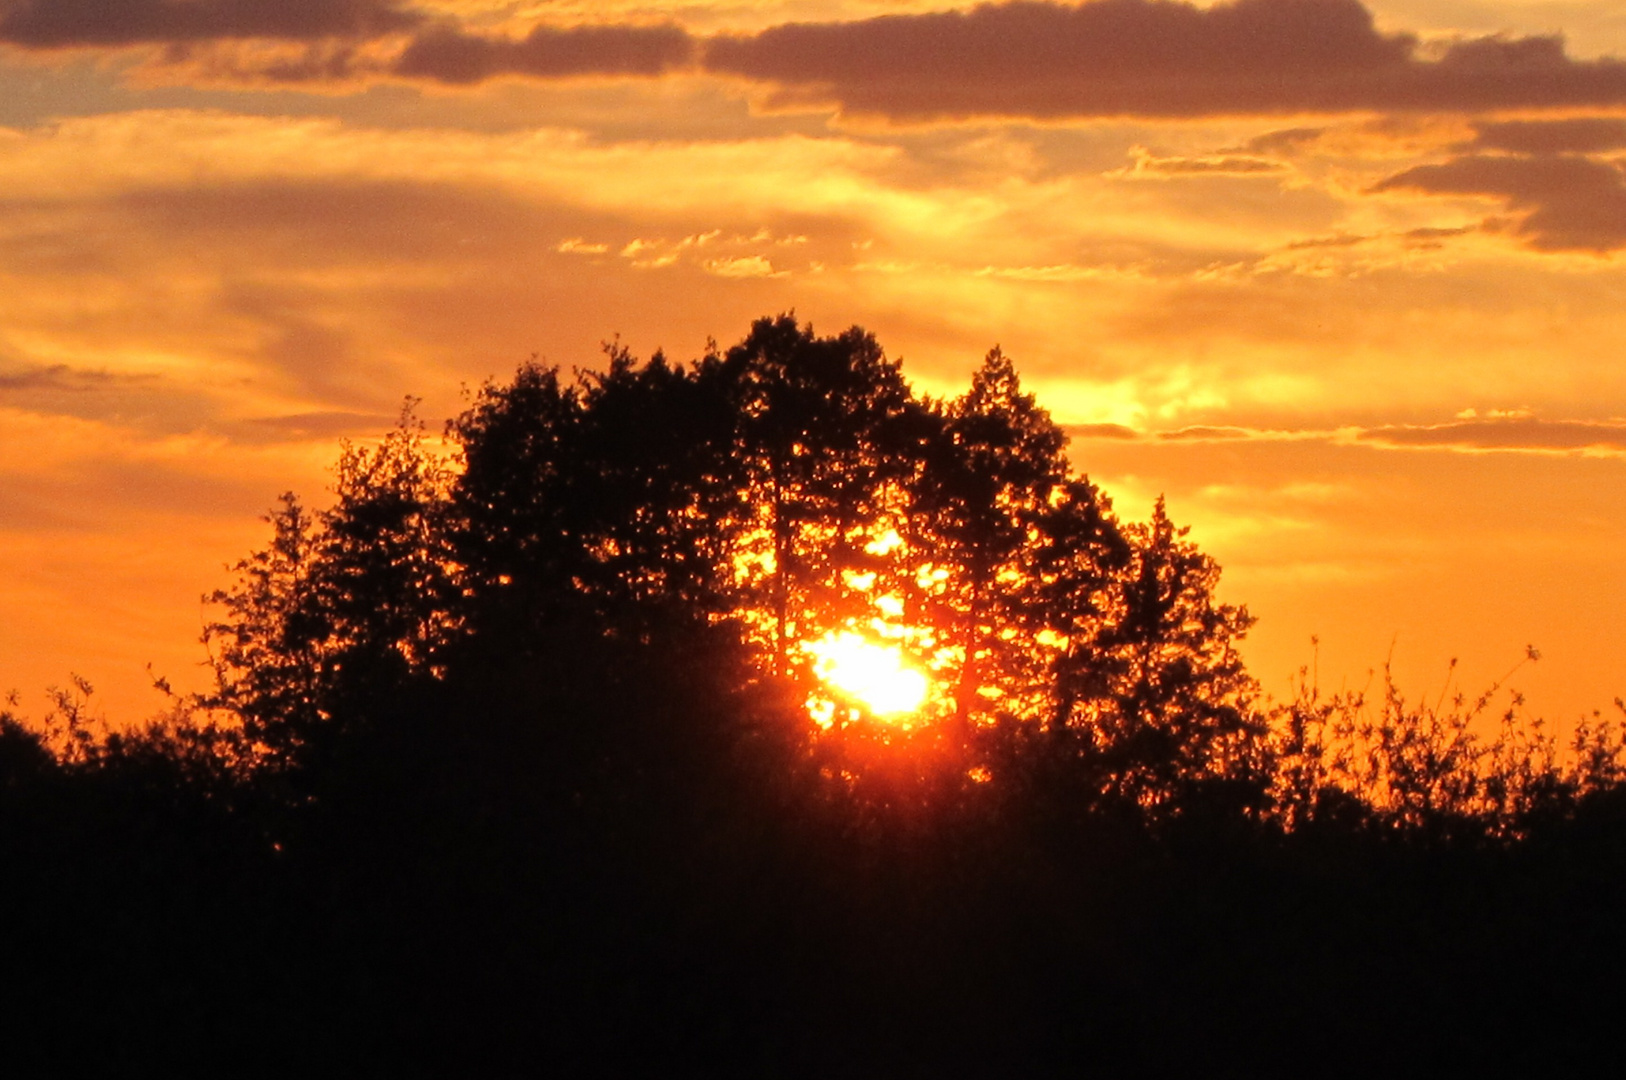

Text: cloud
xmin=0 ymin=364 xmax=150 ymax=392
xmin=1402 ymin=225 xmax=1476 ymax=246
xmin=704 ymin=254 xmax=780 ymax=277
xmin=1159 ymin=425 xmax=1260 ymax=440
xmin=0 ymin=110 xmax=915 ymax=443
xmin=0 ymin=0 xmax=419 ymax=48
xmin=1064 ymin=422 xmax=1139 ymax=440
xmin=1117 ymin=418 xmax=1626 ymax=454
xmin=1464 ymin=117 xmax=1626 ymax=155
xmin=391 ymin=21 xmax=696 ymax=84
xmin=1360 ymin=417 xmax=1626 ymax=453
xmin=0 ymin=362 xmax=222 ymax=436
xmin=1241 ymin=127 xmax=1328 ymax=156
xmin=1373 ymin=153 xmax=1626 ymax=251
xmin=703 ymin=0 xmax=1626 ymax=122
xmin=15 ymin=0 xmax=1626 ymax=116
xmin=1119 ymin=147 xmax=1286 ymax=177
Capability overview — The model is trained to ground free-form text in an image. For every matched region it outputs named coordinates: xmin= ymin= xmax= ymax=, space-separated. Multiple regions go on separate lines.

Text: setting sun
xmin=805 ymin=630 xmax=930 ymax=721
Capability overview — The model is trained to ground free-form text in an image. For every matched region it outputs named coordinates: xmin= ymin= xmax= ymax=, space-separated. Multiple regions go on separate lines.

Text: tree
xmin=566 ymin=342 xmax=750 ymax=630
xmin=204 ymin=492 xmax=326 ymax=760
xmin=723 ymin=314 xmax=926 ymax=679
xmin=447 ymin=345 xmax=757 ymax=650
xmin=906 ymin=347 xmax=1076 ymax=729
xmin=1072 ymin=497 xmax=1264 ymax=814
xmin=446 ymin=361 xmax=585 ymax=644
xmin=315 ymin=408 xmax=457 ymax=700
xmin=1028 ymin=476 xmax=1132 ymax=733
xmin=205 ymin=408 xmax=453 ymax=763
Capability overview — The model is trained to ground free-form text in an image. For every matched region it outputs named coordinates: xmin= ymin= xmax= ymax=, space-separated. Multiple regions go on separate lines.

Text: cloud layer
xmin=392 ymin=22 xmax=696 ymax=83
xmin=1375 ymin=154 xmax=1626 ymax=252
xmin=1466 ymin=118 xmax=1626 ymax=156
xmin=0 ymin=0 xmax=419 ymax=48
xmin=705 ymin=0 xmax=1626 ymax=121
xmin=9 ymin=0 xmax=1626 ymax=124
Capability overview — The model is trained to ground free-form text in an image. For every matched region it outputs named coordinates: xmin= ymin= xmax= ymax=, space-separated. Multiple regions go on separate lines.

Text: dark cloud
xmin=1373 ymin=153 xmax=1626 ymax=251
xmin=1397 ymin=224 xmax=1478 ymax=250
xmin=1242 ymin=127 xmax=1328 ymax=156
xmin=1466 ymin=117 xmax=1626 ymax=155
xmin=111 ymin=178 xmax=554 ymax=263
xmin=0 ymin=460 xmax=272 ymax=525
xmin=1361 ymin=418 xmax=1626 ymax=452
xmin=391 ymin=22 xmax=695 ymax=84
xmin=179 ymin=40 xmax=366 ymax=84
xmin=703 ymin=0 xmax=1626 ymax=122
xmin=0 ymin=0 xmax=419 ymax=48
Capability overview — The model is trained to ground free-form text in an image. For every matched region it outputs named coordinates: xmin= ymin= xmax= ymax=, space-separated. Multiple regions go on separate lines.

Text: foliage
xmin=1268 ymin=648 xmax=1626 ymax=839
xmin=203 ymin=408 xmax=452 ymax=764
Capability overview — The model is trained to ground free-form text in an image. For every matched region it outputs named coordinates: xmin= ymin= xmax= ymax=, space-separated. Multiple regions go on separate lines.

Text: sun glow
xmin=805 ymin=630 xmax=929 ymax=722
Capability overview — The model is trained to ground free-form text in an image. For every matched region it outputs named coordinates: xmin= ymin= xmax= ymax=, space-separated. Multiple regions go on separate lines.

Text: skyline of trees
xmin=179 ymin=311 xmax=1626 ymax=833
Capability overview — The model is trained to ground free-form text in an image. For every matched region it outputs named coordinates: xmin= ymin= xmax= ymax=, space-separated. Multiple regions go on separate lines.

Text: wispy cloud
xmin=1117 ymin=147 xmax=1287 ymax=178
xmin=1074 ymin=417 xmax=1626 ymax=456
xmin=1360 ymin=417 xmax=1626 ymax=453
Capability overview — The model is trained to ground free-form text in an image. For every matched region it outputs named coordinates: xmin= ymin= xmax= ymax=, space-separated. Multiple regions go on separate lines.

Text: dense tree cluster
xmin=202 ymin=316 xmax=1268 ymax=816
xmin=199 ymin=313 xmax=1624 ymax=830
xmin=4 ymin=314 xmax=1626 ymax=1074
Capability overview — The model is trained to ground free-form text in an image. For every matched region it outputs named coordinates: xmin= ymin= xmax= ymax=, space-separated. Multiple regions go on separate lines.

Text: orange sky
xmin=3 ymin=0 xmax=1626 ymax=725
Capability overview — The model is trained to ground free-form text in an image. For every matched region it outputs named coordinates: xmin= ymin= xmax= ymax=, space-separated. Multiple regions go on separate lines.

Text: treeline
xmin=3 ymin=314 xmax=1626 ymax=1074
xmin=197 ymin=311 xmax=1626 ymax=833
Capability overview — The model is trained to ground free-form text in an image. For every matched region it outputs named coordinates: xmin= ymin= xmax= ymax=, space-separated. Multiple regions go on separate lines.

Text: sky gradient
xmin=3 ymin=0 xmax=1626 ymax=724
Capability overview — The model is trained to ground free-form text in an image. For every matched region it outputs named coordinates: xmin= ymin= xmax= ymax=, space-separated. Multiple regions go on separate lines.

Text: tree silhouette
xmin=445 ymin=360 xmax=588 ymax=645
xmin=1076 ymin=497 xmax=1263 ymax=815
xmin=205 ymin=410 xmax=452 ymax=765
xmin=723 ymin=314 xmax=924 ymax=679
xmin=907 ymin=347 xmax=1073 ymax=729
xmin=204 ymin=492 xmax=325 ymax=760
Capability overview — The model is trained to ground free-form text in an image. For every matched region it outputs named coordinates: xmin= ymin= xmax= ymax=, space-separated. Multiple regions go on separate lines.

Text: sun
xmin=805 ymin=630 xmax=930 ymax=723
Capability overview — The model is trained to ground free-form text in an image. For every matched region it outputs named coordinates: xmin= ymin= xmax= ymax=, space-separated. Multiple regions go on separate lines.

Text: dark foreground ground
xmin=4 ymin=665 xmax=1624 ymax=1079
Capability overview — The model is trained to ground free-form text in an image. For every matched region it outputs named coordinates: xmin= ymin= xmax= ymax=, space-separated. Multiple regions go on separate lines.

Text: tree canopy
xmin=197 ymin=314 xmax=1286 ymax=821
